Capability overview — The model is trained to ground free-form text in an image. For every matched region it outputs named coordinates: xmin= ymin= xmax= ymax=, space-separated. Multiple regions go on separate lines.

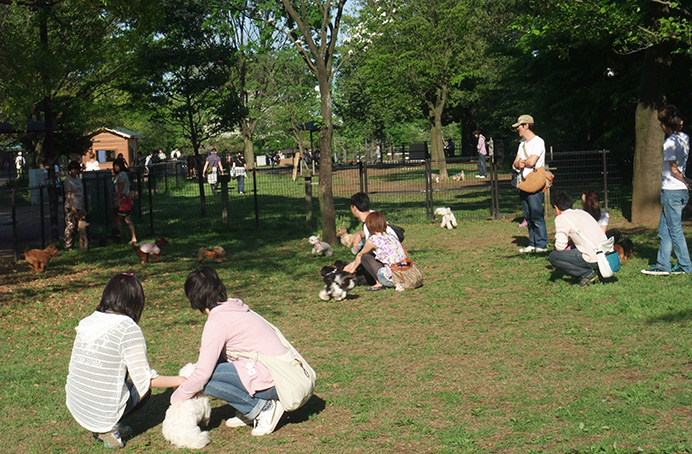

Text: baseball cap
xmin=512 ymin=115 xmax=535 ymax=128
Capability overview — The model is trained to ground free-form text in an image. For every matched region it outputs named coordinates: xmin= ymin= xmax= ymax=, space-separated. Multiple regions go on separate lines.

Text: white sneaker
xmin=251 ymin=400 xmax=284 ymax=436
xmin=226 ymin=412 xmax=253 ymax=428
xmin=534 ymin=247 xmax=548 ymax=253
xmin=518 ymin=246 xmax=536 ymax=253
xmin=475 ymin=175 xmax=483 ymax=178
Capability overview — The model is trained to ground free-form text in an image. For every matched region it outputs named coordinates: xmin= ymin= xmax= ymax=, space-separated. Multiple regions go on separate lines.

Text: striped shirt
xmin=66 ymin=311 xmax=155 ymax=433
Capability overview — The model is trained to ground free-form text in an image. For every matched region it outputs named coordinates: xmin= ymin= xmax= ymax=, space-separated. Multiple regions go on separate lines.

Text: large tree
xmin=512 ymin=0 xmax=692 ymax=224
xmin=212 ymin=2 xmax=292 ymax=169
xmin=128 ymin=0 xmax=243 ymax=215
xmin=349 ymin=0 xmax=486 ymax=180
xmin=0 ymin=0 xmax=157 ymax=241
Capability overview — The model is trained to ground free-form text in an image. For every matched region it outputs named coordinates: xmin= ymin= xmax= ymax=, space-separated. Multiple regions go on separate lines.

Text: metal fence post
xmin=39 ymin=183 xmax=45 ymax=248
xmin=148 ymin=174 xmax=154 ymax=236
xmin=490 ymin=155 xmax=499 ymax=219
xmin=11 ymin=188 xmax=18 ymax=262
xmin=164 ymin=164 xmax=169 ymax=193
xmin=358 ymin=161 xmax=364 ymax=194
xmin=252 ymin=168 xmax=259 ymax=227
xmin=221 ymin=174 xmax=229 ymax=224
xmin=602 ymin=149 xmax=609 ymax=211
xmin=425 ymin=159 xmax=433 ymax=220
xmin=103 ymin=174 xmax=110 ymax=234
xmin=305 ymin=176 xmax=312 ymax=228
xmin=363 ymin=161 xmax=368 ymax=195
xmin=136 ymin=172 xmax=143 ymax=221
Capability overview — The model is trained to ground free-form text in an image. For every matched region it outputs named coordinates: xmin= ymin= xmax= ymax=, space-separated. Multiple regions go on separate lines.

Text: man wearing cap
xmin=512 ymin=114 xmax=548 ymax=253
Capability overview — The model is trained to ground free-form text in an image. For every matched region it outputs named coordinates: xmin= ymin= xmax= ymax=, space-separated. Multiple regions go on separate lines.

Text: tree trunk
xmin=240 ymin=120 xmax=257 ymax=170
xmin=317 ymin=78 xmax=337 ymax=245
xmin=631 ymin=46 xmax=672 ymax=225
xmin=428 ymin=101 xmax=449 ymax=180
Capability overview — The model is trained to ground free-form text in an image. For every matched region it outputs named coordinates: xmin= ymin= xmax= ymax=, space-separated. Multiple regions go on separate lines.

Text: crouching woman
xmin=66 ymin=273 xmax=185 ymax=448
xmin=344 ymin=210 xmax=408 ymax=291
xmin=171 ymin=267 xmax=287 ymax=436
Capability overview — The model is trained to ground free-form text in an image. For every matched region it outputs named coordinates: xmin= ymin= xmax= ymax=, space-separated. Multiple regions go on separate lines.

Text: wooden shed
xmin=85 ymin=127 xmax=144 ymax=170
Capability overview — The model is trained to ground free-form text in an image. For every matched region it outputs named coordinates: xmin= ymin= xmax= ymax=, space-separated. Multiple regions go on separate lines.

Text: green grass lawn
xmin=2 ymin=212 xmax=692 ymax=453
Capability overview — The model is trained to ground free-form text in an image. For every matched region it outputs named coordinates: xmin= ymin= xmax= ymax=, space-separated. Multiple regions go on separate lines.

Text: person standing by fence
xmin=512 ymin=114 xmax=548 ymax=253
xmin=474 ymin=130 xmax=487 ymax=179
xmin=112 ymin=160 xmax=137 ymax=245
xmin=232 ymin=151 xmax=247 ymax=194
xmin=202 ymin=148 xmax=223 ymax=194
xmin=641 ymin=105 xmax=691 ymax=276
xmin=63 ymin=161 xmax=85 ymax=250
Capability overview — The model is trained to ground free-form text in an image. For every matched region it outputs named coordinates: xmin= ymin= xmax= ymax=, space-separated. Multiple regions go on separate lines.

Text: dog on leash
xmin=613 ymin=238 xmax=634 ymax=265
xmin=319 ymin=261 xmax=357 ymax=301
xmin=336 ymin=227 xmax=358 ymax=250
xmin=309 ymin=236 xmax=333 ymax=256
xmin=452 ymin=171 xmax=465 ymax=181
xmin=196 ymin=246 xmax=226 ymax=263
xmin=434 ymin=207 xmax=458 ymax=229
xmin=162 ymin=363 xmax=212 ymax=449
xmin=78 ymin=212 xmax=89 ymax=251
xmin=132 ymin=237 xmax=169 ymax=264
xmin=24 ymin=245 xmax=59 ymax=272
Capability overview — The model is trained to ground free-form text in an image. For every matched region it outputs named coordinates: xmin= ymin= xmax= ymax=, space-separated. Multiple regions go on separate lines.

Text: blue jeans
xmin=237 ymin=176 xmax=245 ymax=193
xmin=203 ymin=362 xmax=278 ymax=420
xmin=477 ymin=154 xmax=487 ymax=177
xmin=549 ymin=249 xmax=597 ymax=279
xmin=656 ymin=189 xmax=691 ymax=272
xmin=519 ymin=190 xmax=548 ymax=249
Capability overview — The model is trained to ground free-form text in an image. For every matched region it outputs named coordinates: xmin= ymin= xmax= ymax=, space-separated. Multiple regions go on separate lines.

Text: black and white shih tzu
xmin=319 ymin=261 xmax=357 ymax=301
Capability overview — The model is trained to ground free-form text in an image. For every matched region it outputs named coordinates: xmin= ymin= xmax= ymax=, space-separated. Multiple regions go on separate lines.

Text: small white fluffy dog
xmin=434 ymin=207 xmax=458 ymax=229
xmin=309 ymin=235 xmax=333 ymax=256
xmin=162 ymin=363 xmax=212 ymax=449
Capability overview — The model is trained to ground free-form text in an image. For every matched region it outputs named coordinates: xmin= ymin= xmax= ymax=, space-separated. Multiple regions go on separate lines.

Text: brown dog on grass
xmin=24 ymin=245 xmax=59 ymax=272
xmin=196 ymin=246 xmax=226 ymax=263
xmin=133 ymin=237 xmax=169 ymax=264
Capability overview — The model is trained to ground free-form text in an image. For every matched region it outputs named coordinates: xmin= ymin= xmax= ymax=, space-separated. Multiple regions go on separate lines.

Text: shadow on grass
xmin=124 ymin=390 xmax=325 ymax=441
xmin=647 ymin=309 xmax=692 ymax=325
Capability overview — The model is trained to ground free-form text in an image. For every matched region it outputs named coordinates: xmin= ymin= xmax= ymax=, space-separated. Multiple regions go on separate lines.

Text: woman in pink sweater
xmin=170 ymin=267 xmax=287 ymax=436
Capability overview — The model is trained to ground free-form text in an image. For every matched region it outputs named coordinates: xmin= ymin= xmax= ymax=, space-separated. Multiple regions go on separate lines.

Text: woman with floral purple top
xmin=344 ymin=211 xmax=407 ymax=291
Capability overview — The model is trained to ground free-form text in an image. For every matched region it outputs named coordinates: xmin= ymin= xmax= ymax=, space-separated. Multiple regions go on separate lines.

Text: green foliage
xmin=126 ymin=0 xmax=244 ymax=153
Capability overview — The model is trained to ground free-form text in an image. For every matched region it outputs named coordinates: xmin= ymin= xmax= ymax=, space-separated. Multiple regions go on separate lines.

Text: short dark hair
xmin=365 ymin=210 xmax=388 ymax=234
xmin=96 ymin=273 xmax=146 ymax=323
xmin=551 ymin=192 xmax=573 ymax=211
xmin=472 ymin=130 xmax=480 ymax=136
xmin=184 ymin=267 xmax=227 ymax=313
xmin=658 ymin=105 xmax=683 ymax=133
xmin=68 ymin=161 xmax=80 ymax=171
xmin=350 ymin=192 xmax=370 ymax=212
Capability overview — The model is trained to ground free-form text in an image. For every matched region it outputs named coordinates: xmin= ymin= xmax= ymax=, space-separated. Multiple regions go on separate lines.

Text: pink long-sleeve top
xmin=170 ymin=298 xmax=286 ymax=404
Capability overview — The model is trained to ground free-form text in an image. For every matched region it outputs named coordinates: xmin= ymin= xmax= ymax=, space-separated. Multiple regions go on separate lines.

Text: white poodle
xmin=162 ymin=363 xmax=212 ymax=449
xmin=309 ymin=235 xmax=333 ymax=256
xmin=434 ymin=207 xmax=458 ymax=229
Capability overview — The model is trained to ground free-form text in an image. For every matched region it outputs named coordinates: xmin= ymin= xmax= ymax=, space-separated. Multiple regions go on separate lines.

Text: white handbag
xmin=227 ymin=314 xmax=316 ymax=411
xmin=564 ymin=217 xmax=619 ymax=278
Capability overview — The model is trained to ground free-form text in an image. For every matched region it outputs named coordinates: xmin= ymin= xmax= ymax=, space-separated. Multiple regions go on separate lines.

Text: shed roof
xmin=97 ymin=127 xmax=145 ymax=139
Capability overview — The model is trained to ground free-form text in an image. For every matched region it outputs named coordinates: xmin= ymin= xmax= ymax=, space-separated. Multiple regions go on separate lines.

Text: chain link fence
xmin=1 ymin=150 xmax=623 ymax=260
